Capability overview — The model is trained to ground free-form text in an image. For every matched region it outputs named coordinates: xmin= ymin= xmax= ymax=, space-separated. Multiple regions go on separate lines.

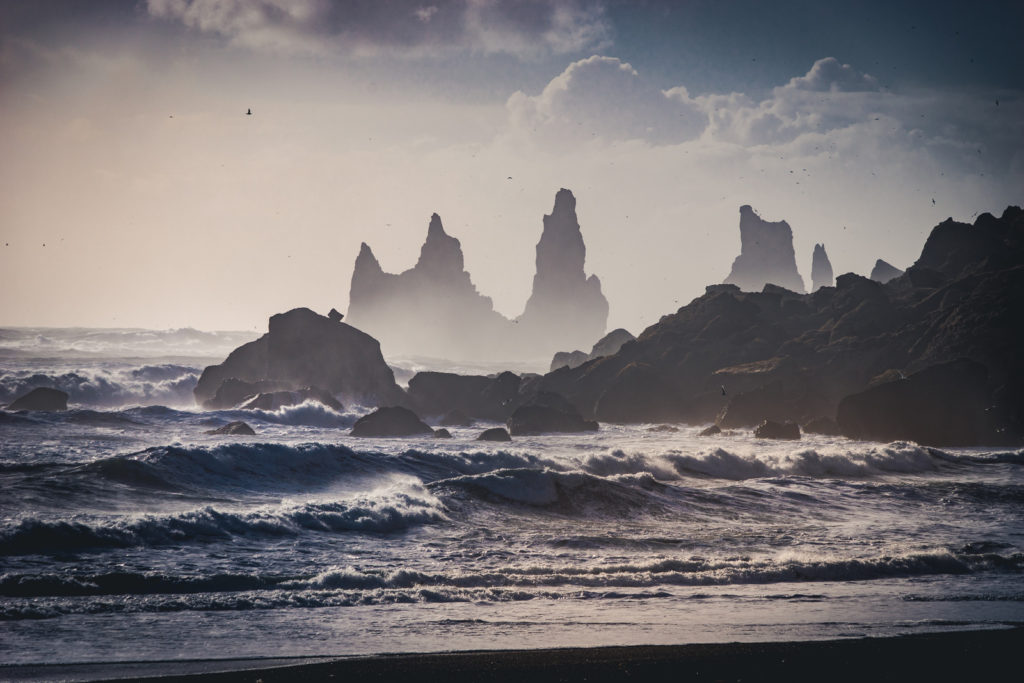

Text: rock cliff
xmin=811 ymin=243 xmax=834 ymax=291
xmin=869 ymin=259 xmax=904 ymax=283
xmin=724 ymin=205 xmax=806 ymax=293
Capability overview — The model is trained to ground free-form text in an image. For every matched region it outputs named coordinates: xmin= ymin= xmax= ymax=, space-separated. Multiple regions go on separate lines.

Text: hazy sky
xmin=2 ymin=0 xmax=1021 ymax=335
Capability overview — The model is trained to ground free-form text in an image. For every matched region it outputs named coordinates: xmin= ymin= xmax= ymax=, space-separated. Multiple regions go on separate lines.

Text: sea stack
xmin=811 ymin=243 xmax=834 ymax=291
xmin=724 ymin=205 xmax=806 ymax=293
xmin=870 ymin=259 xmax=904 ymax=283
xmin=516 ymin=189 xmax=609 ymax=356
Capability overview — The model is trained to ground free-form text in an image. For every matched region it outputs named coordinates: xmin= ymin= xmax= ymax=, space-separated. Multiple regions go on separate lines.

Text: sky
xmin=1 ymin=0 xmax=1021 ymax=336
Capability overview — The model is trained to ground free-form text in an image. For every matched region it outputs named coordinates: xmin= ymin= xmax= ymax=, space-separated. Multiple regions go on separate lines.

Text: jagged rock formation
xmin=811 ymin=243 xmax=834 ymax=291
xmin=347 ymin=214 xmax=514 ymax=360
xmin=516 ymin=189 xmax=609 ymax=356
xmin=350 ymin=406 xmax=432 ymax=437
xmin=527 ymin=206 xmax=1024 ymax=445
xmin=870 ymin=259 xmax=904 ymax=283
xmin=724 ymin=205 xmax=806 ymax=293
xmin=550 ymin=328 xmax=635 ymax=372
xmin=347 ymin=190 xmax=608 ymax=362
xmin=194 ymin=308 xmax=404 ymax=409
xmin=6 ymin=387 xmax=68 ymax=411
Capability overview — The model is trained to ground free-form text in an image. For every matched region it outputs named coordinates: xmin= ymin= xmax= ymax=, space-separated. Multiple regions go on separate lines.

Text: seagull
xmin=246 ymin=108 xmax=252 ymax=116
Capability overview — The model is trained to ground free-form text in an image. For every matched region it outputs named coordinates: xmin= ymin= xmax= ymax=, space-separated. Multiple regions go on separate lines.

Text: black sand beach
xmin=5 ymin=627 xmax=1018 ymax=683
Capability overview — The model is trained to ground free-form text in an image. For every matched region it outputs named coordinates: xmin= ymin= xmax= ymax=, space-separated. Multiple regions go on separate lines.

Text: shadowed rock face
xmin=724 ymin=205 xmax=806 ymax=293
xmin=529 ymin=206 xmax=1024 ymax=446
xmin=347 ymin=190 xmax=607 ymax=362
xmin=194 ymin=308 xmax=404 ymax=409
xmin=870 ymin=259 xmax=904 ymax=283
xmin=811 ymin=243 xmax=834 ymax=291
xmin=550 ymin=328 xmax=635 ymax=372
xmin=517 ymin=189 xmax=609 ymax=356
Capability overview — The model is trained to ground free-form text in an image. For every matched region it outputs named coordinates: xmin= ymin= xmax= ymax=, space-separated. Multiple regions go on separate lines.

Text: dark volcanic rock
xmin=870 ymin=259 xmax=904 ymax=283
xmin=550 ymin=350 xmax=590 ymax=372
xmin=507 ymin=399 xmax=598 ymax=435
xmin=837 ymin=359 xmax=997 ymax=446
xmin=350 ymin=406 xmax=433 ymax=437
xmin=194 ymin=308 xmax=404 ymax=409
xmin=328 ymin=308 xmax=344 ymax=322
xmin=648 ymin=424 xmax=679 ymax=433
xmin=802 ymin=416 xmax=842 ymax=436
xmin=206 ymin=421 xmax=255 ymax=436
xmin=699 ymin=424 xmax=722 ymax=436
xmin=408 ymin=371 xmax=520 ymax=421
xmin=550 ymin=328 xmax=636 ymax=372
xmin=6 ymin=387 xmax=68 ymax=411
xmin=527 ymin=206 xmax=1023 ymax=445
xmin=724 ymin=205 xmax=805 ymax=293
xmin=753 ymin=420 xmax=800 ymax=440
xmin=517 ymin=189 xmax=609 ymax=357
xmin=205 ymin=378 xmax=286 ymax=410
xmin=477 ymin=427 xmax=512 ymax=442
xmin=433 ymin=428 xmax=452 ymax=439
xmin=811 ymin=243 xmax=834 ymax=291
xmin=440 ymin=409 xmax=473 ymax=427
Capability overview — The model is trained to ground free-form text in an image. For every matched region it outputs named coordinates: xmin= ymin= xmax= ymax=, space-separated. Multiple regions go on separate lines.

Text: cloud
xmin=506 ymin=55 xmax=706 ymax=145
xmin=784 ymin=56 xmax=879 ymax=92
xmin=145 ymin=0 xmax=612 ymax=57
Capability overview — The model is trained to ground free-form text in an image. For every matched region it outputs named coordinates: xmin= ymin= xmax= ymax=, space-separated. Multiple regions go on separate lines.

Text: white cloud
xmin=784 ymin=56 xmax=879 ymax=92
xmin=506 ymin=55 xmax=706 ymax=146
xmin=145 ymin=0 xmax=611 ymax=57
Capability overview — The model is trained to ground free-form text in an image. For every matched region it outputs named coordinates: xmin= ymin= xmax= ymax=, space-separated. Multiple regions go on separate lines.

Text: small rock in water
xmin=753 ymin=420 xmax=800 ymax=440
xmin=699 ymin=424 xmax=722 ymax=436
xmin=433 ymin=428 xmax=452 ymax=439
xmin=206 ymin=421 xmax=256 ymax=436
xmin=6 ymin=387 xmax=69 ymax=411
xmin=648 ymin=424 xmax=679 ymax=433
xmin=477 ymin=427 xmax=511 ymax=442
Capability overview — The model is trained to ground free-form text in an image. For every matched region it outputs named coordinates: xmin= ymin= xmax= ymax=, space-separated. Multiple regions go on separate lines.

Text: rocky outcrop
xmin=811 ymin=243 xmax=834 ymax=291
xmin=433 ymin=428 xmax=452 ymax=439
xmin=6 ymin=387 xmax=68 ymax=411
xmin=408 ymin=371 xmax=520 ymax=421
xmin=206 ymin=421 xmax=255 ymax=436
xmin=698 ymin=424 xmax=722 ymax=436
xmin=550 ymin=328 xmax=635 ymax=372
xmin=194 ymin=308 xmax=404 ymax=409
xmin=870 ymin=259 xmax=904 ymax=283
xmin=754 ymin=420 xmax=800 ymax=440
xmin=350 ymin=406 xmax=433 ymax=437
xmin=836 ymin=359 xmax=996 ymax=445
xmin=724 ymin=205 xmax=805 ymax=293
xmin=517 ymin=189 xmax=609 ymax=357
xmin=507 ymin=393 xmax=598 ymax=435
xmin=527 ymin=206 xmax=1024 ymax=445
xmin=346 ymin=190 xmax=608 ymax=362
xmin=477 ymin=427 xmax=511 ymax=442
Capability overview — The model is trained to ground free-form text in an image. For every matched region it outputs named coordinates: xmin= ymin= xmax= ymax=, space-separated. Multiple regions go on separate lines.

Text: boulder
xmin=206 ymin=421 xmax=256 ymax=436
xmin=194 ymin=308 xmax=405 ymax=409
xmin=327 ymin=308 xmax=344 ymax=322
xmin=477 ymin=427 xmax=511 ymax=442
xmin=550 ymin=350 xmax=589 ymax=372
xmin=802 ymin=416 xmax=842 ymax=436
xmin=699 ymin=424 xmax=722 ymax=436
xmin=433 ymin=428 xmax=452 ymax=439
xmin=836 ymin=359 xmax=997 ymax=446
xmin=753 ymin=420 xmax=800 ymax=440
xmin=648 ymin=424 xmax=679 ymax=433
xmin=507 ymin=401 xmax=598 ymax=436
xmin=6 ymin=387 xmax=68 ymax=411
xmin=408 ymin=371 xmax=520 ymax=421
xmin=350 ymin=406 xmax=433 ymax=437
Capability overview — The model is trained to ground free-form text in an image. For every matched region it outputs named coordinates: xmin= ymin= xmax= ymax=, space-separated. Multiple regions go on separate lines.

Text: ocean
xmin=1 ymin=327 xmax=1022 ymax=670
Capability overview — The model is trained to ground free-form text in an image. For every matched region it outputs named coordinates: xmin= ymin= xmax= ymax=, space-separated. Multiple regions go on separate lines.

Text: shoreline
xmin=6 ymin=627 xmax=1021 ymax=683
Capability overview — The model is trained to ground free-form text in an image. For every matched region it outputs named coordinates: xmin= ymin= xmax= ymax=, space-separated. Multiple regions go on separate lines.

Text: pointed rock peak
xmin=355 ymin=242 xmax=382 ymax=273
xmin=552 ymin=188 xmax=576 ymax=217
xmin=739 ymin=204 xmax=755 ymax=217
xmin=811 ymin=243 xmax=834 ymax=291
xmin=870 ymin=259 xmax=903 ymax=284
xmin=427 ymin=213 xmax=447 ymax=239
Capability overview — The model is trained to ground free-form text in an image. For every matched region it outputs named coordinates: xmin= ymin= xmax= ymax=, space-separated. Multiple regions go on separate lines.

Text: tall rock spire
xmin=811 ymin=243 xmax=834 ymax=291
xmin=723 ymin=205 xmax=806 ymax=293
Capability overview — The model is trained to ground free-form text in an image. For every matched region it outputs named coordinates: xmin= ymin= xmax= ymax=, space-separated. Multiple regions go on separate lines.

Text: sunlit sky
xmin=1 ymin=0 xmax=1021 ymax=334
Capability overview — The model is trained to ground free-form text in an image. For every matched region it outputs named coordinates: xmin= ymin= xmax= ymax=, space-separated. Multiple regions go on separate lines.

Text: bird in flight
xmin=246 ymin=108 xmax=252 ymax=116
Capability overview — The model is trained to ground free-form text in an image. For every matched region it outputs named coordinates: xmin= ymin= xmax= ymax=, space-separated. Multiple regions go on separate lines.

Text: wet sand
xmin=13 ymin=626 xmax=1014 ymax=682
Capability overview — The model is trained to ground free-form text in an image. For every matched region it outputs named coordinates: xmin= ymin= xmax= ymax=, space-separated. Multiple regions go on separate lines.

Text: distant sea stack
xmin=810 ymin=243 xmax=834 ymax=291
xmin=870 ymin=259 xmax=904 ymax=283
xmin=724 ymin=205 xmax=806 ymax=293
xmin=346 ymin=213 xmax=514 ymax=360
xmin=516 ymin=189 xmax=609 ymax=356
xmin=346 ymin=189 xmax=607 ymax=361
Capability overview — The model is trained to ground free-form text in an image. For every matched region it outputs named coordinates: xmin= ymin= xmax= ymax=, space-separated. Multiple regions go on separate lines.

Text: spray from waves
xmin=0 ymin=365 xmax=200 ymax=408
xmin=5 ymin=548 xmax=1021 ymax=619
xmin=0 ymin=326 xmax=256 ymax=359
xmin=573 ymin=442 xmax=1016 ymax=482
xmin=214 ymin=400 xmax=356 ymax=428
xmin=0 ymin=481 xmax=446 ymax=556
